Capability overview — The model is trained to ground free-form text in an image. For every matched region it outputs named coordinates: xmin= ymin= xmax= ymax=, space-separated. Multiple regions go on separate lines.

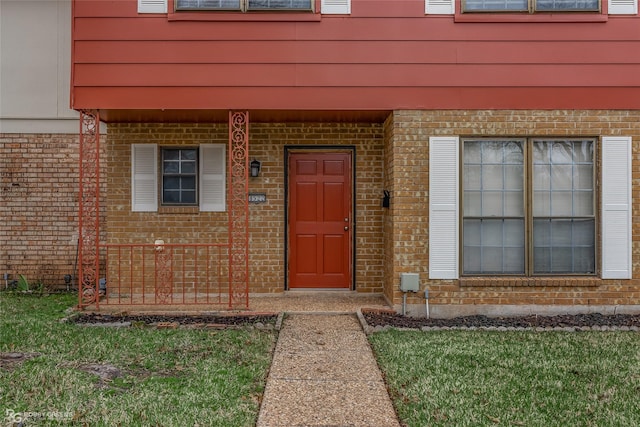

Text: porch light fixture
xmin=250 ymin=159 xmax=261 ymax=178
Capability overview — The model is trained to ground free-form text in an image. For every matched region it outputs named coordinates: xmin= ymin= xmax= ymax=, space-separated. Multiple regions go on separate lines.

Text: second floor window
xmin=175 ymin=0 xmax=313 ymax=11
xmin=462 ymin=0 xmax=599 ymax=12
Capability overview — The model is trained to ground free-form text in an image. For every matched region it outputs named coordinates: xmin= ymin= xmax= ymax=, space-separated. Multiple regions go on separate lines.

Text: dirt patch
xmin=77 ymin=363 xmax=124 ymax=385
xmin=362 ymin=310 xmax=640 ymax=330
xmin=0 ymin=352 xmax=41 ymax=370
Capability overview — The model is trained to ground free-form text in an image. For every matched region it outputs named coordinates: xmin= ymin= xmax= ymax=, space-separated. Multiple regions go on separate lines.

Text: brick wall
xmin=382 ymin=115 xmax=398 ymax=304
xmin=388 ymin=110 xmax=640 ymax=312
xmin=10 ymin=111 xmax=633 ymax=310
xmin=0 ymin=133 xmax=81 ymax=289
xmin=106 ymin=122 xmax=385 ymax=294
xmin=107 ymin=124 xmax=230 ymax=245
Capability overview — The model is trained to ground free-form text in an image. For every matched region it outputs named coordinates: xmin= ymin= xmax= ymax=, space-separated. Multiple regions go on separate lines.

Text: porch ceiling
xmin=96 ymin=109 xmax=391 ymax=124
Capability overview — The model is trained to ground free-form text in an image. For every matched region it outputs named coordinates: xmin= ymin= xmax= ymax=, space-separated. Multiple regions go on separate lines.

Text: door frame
xmin=284 ymin=146 xmax=357 ymax=291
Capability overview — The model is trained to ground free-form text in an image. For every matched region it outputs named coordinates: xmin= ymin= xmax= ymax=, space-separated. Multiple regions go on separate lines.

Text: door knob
xmin=344 ymin=226 xmax=349 ymax=231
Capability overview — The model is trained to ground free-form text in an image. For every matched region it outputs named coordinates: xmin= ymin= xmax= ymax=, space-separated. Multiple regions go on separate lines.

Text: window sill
xmin=454 ymin=12 xmax=608 ymax=23
xmin=459 ymin=277 xmax=601 ymax=287
xmin=168 ymin=11 xmax=321 ymax=22
xmin=158 ymin=206 xmax=200 ymax=214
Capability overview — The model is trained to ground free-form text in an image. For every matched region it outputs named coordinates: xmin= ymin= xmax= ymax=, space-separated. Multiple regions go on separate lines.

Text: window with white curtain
xmin=462 ymin=0 xmax=599 ymax=12
xmin=462 ymin=138 xmax=595 ymax=275
xmin=175 ymin=0 xmax=313 ymax=11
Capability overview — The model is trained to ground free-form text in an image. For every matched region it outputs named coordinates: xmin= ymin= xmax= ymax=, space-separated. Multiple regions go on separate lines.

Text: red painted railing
xmin=78 ymin=110 xmax=250 ymax=310
xmin=101 ymin=243 xmax=230 ymax=307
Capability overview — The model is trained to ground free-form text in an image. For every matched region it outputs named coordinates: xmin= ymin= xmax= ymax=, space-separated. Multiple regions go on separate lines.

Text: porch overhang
xmin=93 ymin=109 xmax=391 ymax=124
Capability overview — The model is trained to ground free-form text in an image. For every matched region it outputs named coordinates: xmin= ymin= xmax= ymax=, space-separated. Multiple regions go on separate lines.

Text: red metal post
xmin=155 ymin=242 xmax=173 ymax=304
xmin=228 ymin=111 xmax=250 ymax=309
xmin=78 ymin=110 xmax=101 ymax=309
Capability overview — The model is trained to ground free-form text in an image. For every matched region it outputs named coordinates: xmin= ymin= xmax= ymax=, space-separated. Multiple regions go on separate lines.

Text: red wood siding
xmin=71 ymin=0 xmax=640 ymax=113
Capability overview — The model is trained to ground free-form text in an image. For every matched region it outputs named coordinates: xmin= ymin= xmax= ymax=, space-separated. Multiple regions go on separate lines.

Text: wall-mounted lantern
xmin=382 ymin=190 xmax=390 ymax=208
xmin=250 ymin=159 xmax=261 ymax=178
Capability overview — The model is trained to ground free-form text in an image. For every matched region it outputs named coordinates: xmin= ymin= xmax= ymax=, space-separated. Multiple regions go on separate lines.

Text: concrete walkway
xmin=256 ymin=313 xmax=401 ymax=427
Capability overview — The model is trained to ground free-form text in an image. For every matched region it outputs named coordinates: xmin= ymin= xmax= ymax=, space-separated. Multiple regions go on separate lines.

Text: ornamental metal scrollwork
xmin=228 ymin=111 xmax=249 ymax=308
xmin=155 ymin=243 xmax=173 ymax=304
xmin=78 ymin=110 xmax=101 ymax=308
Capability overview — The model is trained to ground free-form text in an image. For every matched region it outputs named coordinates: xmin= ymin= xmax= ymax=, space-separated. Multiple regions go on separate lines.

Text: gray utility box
xmin=400 ymin=273 xmax=420 ymax=292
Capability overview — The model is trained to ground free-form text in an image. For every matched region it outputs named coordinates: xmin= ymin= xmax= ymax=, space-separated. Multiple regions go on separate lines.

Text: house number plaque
xmin=248 ymin=193 xmax=267 ymax=204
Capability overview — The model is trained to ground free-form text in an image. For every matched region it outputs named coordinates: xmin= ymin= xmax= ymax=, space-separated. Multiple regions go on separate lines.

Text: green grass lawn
xmin=0 ymin=293 xmax=276 ymax=426
xmin=370 ymin=329 xmax=640 ymax=427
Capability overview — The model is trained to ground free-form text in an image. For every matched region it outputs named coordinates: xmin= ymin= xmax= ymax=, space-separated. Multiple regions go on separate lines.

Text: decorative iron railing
xmin=99 ymin=243 xmax=230 ymax=306
xmin=77 ymin=110 xmax=250 ymax=310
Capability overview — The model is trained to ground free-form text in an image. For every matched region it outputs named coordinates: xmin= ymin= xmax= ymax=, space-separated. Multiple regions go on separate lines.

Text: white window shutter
xmin=601 ymin=136 xmax=632 ymax=279
xmin=131 ymin=144 xmax=158 ymax=212
xmin=426 ymin=0 xmax=455 ymax=14
xmin=200 ymin=144 xmax=226 ymax=212
xmin=322 ymin=0 xmax=351 ymax=14
xmin=609 ymin=0 xmax=637 ymax=14
xmin=138 ymin=0 xmax=167 ymax=13
xmin=429 ymin=136 xmax=459 ymax=279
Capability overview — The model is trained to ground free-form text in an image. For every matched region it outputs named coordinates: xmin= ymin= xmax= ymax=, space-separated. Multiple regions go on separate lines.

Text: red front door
xmin=288 ymin=152 xmax=352 ymax=289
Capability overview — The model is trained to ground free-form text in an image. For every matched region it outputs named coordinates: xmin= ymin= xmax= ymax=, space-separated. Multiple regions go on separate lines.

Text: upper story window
xmin=462 ymin=0 xmax=599 ymax=12
xmin=175 ymin=0 xmax=313 ymax=11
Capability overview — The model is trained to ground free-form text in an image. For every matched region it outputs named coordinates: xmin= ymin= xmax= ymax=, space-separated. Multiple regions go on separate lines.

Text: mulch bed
xmin=71 ymin=312 xmax=277 ymax=326
xmin=71 ymin=311 xmax=640 ymax=330
xmin=362 ymin=310 xmax=640 ymax=329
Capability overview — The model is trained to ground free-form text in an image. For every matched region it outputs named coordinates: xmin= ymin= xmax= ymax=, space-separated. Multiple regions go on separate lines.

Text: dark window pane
xmin=181 ymin=161 xmax=197 ymax=174
xmin=182 ymin=190 xmax=197 ymax=204
xmin=163 ymin=161 xmax=180 ymax=174
xmin=177 ymin=0 xmax=199 ymax=7
xmin=163 ymin=190 xmax=180 ymax=203
xmin=182 ymin=176 xmax=197 ymax=191
xmin=176 ymin=0 xmax=241 ymax=9
xmin=464 ymin=0 xmax=527 ymax=11
xmin=164 ymin=177 xmax=181 ymax=190
xmin=163 ymin=150 xmax=179 ymax=160
xmin=248 ymin=0 xmax=312 ymax=9
xmin=536 ymin=0 xmax=598 ymax=10
xmin=181 ymin=150 xmax=197 ymax=161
